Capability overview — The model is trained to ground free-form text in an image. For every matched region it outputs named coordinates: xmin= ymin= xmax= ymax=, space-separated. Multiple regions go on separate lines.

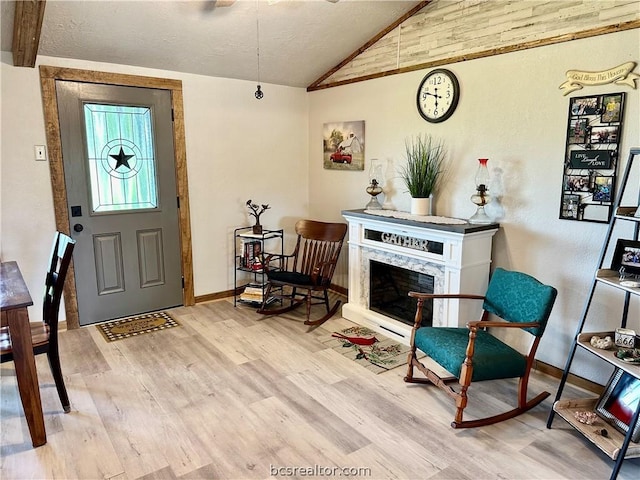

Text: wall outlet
xmin=35 ymin=145 xmax=47 ymax=161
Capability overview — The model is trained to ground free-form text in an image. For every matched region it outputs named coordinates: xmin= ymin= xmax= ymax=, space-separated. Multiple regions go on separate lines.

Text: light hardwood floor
xmin=2 ymin=297 xmax=639 ymax=479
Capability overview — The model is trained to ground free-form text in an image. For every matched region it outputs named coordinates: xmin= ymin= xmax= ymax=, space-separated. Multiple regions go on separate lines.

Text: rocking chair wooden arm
xmin=310 ymin=260 xmax=333 ymax=285
xmin=467 ymin=320 xmax=541 ymax=330
xmin=262 ymin=252 xmax=292 ymax=273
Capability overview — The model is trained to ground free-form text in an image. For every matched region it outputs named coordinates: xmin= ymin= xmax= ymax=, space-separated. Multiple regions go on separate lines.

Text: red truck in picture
xmin=330 ymin=149 xmax=352 ymax=164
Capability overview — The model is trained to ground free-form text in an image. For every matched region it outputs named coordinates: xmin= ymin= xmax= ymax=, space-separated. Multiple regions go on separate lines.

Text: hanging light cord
xmin=254 ymin=0 xmax=263 ymax=99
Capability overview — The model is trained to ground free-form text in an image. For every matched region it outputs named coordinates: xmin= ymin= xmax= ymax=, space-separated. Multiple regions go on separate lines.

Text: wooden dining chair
xmin=405 ymin=267 xmax=558 ymax=428
xmin=257 ymin=219 xmax=347 ymax=327
xmin=0 ymin=232 xmax=76 ymax=412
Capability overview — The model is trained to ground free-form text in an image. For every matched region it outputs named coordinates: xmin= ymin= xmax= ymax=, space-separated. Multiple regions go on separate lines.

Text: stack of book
xmin=240 ymin=240 xmax=262 ymax=269
xmin=239 ymin=285 xmax=264 ymax=304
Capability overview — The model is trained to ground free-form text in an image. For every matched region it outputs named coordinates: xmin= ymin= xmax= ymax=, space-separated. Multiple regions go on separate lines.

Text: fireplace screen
xmin=369 ymin=260 xmax=433 ymax=327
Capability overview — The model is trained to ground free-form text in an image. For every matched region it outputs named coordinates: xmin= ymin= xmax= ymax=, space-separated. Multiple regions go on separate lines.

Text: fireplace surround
xmin=341 ymin=210 xmax=499 ymax=345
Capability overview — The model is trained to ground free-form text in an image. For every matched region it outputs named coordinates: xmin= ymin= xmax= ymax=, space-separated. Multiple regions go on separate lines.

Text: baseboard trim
xmin=194 ymin=289 xmax=236 ymax=304
xmin=535 ymin=360 xmax=604 ymax=395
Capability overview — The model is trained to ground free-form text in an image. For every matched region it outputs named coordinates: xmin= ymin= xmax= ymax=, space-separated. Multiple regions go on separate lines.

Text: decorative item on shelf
xmin=595 ymin=369 xmax=640 ymax=442
xmin=469 ymin=158 xmax=492 ymax=224
xmin=615 ymin=348 xmax=640 ymax=363
xmin=399 ymin=134 xmax=446 ymax=216
xmin=615 ymin=328 xmax=637 ymax=348
xmin=365 ymin=158 xmax=384 ymax=210
xmin=246 ymin=199 xmax=270 ymax=234
xmin=589 ymin=335 xmax=614 ymax=350
xmin=612 ymin=239 xmax=640 ymax=275
xmin=574 ymin=411 xmax=598 ymax=425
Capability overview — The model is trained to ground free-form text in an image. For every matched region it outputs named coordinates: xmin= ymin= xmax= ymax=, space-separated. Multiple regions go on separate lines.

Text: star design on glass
xmin=109 ymin=147 xmax=135 ymax=170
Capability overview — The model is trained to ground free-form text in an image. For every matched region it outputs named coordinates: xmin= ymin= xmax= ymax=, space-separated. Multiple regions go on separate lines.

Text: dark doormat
xmin=96 ymin=311 xmax=180 ymax=342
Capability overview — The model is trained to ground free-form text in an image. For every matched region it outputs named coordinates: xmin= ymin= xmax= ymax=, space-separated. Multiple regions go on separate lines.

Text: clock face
xmin=416 ymin=69 xmax=460 ymax=123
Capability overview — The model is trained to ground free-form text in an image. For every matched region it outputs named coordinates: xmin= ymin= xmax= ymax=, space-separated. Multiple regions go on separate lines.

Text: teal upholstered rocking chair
xmin=404 ymin=268 xmax=557 ymax=428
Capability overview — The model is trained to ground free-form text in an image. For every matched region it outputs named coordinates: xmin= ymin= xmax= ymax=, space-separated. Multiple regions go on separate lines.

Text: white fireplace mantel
xmin=341 ymin=209 xmax=500 ymax=345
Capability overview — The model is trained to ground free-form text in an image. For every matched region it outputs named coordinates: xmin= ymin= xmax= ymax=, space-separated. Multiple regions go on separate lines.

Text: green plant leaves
xmin=399 ymin=134 xmax=447 ymax=198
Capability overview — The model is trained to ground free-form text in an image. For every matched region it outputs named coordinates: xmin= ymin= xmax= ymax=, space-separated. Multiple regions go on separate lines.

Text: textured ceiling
xmin=0 ymin=0 xmax=424 ymax=88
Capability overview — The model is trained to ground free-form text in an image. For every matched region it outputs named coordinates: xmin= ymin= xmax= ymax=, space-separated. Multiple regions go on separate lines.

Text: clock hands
xmin=422 ymin=89 xmax=442 ymax=101
xmin=423 ymin=88 xmax=441 ymax=114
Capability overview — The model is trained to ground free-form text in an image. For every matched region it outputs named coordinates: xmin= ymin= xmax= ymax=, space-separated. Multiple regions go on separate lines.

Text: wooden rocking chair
xmin=257 ymin=219 xmax=347 ymax=326
xmin=404 ymin=268 xmax=557 ymax=428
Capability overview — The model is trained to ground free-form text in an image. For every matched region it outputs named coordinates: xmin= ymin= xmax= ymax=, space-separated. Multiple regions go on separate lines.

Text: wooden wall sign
xmin=560 ymin=61 xmax=639 ymax=95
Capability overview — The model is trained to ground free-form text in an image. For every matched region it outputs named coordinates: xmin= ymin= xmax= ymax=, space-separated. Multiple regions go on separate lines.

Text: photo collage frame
xmin=560 ymin=92 xmax=625 ymax=222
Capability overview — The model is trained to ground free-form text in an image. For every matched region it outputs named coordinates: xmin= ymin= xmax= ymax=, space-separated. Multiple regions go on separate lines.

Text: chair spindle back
xmin=293 ymin=220 xmax=347 ymax=284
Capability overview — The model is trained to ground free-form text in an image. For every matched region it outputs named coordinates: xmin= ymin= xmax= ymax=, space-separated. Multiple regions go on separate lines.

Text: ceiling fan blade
xmin=269 ymin=0 xmax=339 ymax=4
xmin=201 ymin=0 xmax=236 ymax=14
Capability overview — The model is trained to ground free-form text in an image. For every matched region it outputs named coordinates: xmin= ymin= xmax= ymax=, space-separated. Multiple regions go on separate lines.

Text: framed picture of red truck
xmin=323 ymin=120 xmax=365 ymax=171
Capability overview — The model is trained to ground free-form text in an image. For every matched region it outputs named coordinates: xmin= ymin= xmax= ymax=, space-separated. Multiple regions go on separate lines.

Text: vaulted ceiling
xmin=1 ymin=0 xmax=427 ymax=88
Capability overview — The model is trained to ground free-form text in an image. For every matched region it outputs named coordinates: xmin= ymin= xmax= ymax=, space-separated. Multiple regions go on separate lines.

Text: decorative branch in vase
xmin=246 ymin=199 xmax=271 ymax=234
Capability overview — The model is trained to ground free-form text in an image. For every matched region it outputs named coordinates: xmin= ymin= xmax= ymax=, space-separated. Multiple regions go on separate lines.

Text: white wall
xmin=0 ymin=53 xmax=309 ymax=312
xmin=308 ymin=29 xmax=640 ymax=382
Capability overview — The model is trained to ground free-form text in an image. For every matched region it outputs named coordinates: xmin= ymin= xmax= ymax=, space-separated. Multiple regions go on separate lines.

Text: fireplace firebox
xmin=369 ymin=260 xmax=433 ymax=327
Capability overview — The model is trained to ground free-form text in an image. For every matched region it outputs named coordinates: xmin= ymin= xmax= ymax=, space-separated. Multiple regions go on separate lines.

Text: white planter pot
xmin=410 ymin=197 xmax=432 ymax=216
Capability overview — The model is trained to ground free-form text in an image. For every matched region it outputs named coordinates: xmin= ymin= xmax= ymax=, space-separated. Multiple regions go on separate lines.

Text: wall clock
xmin=416 ymin=69 xmax=460 ymax=123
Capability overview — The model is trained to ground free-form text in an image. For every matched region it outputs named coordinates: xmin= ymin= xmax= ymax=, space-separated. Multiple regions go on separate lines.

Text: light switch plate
xmin=35 ymin=145 xmax=47 ymax=161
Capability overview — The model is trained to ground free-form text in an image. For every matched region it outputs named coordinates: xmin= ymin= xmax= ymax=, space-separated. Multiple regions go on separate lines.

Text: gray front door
xmin=56 ymin=81 xmax=183 ymax=326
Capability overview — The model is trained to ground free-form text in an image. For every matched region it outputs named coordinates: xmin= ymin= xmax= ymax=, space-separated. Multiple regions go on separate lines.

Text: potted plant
xmin=399 ymin=134 xmax=447 ymax=215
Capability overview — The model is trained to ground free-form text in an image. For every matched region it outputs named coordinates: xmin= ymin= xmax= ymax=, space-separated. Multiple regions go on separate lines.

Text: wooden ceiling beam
xmin=12 ymin=0 xmax=47 ymax=67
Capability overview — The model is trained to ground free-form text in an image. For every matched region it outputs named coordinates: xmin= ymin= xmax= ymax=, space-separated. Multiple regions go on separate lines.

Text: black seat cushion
xmin=267 ymin=271 xmax=324 ymax=287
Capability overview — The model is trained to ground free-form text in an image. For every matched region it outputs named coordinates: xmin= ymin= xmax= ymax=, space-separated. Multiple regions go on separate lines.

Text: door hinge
xmin=182 ymin=276 xmax=185 ymax=289
xmin=171 ymin=108 xmax=175 ymax=121
xmin=177 ymin=196 xmax=180 ymax=209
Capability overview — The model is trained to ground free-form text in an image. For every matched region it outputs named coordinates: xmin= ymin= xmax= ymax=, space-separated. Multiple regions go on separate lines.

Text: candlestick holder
xmin=365 ymin=159 xmax=384 ymax=210
xmin=469 ymin=158 xmax=492 ymax=224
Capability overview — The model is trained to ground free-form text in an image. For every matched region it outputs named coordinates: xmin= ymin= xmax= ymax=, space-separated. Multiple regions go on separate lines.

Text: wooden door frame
xmin=39 ymin=66 xmax=195 ymax=329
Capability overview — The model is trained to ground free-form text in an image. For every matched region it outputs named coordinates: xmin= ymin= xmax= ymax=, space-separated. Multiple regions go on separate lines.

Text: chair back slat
xmin=43 ymin=232 xmax=76 ymax=334
xmin=482 ymin=267 xmax=557 ymax=337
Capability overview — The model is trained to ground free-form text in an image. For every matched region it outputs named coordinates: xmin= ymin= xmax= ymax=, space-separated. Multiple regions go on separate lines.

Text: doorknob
xmin=73 ymin=223 xmax=84 ymax=233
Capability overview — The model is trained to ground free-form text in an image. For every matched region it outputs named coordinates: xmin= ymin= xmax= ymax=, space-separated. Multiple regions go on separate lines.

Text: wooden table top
xmin=1 ymin=261 xmax=34 ymax=311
